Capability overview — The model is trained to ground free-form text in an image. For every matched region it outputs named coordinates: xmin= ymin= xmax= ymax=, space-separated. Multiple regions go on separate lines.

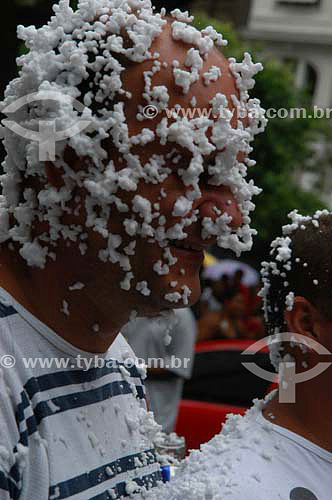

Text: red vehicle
xmin=175 ymin=340 xmax=278 ymax=450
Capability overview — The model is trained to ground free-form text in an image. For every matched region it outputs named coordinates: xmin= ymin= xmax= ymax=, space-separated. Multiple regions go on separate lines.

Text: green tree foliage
xmin=193 ymin=13 xmax=326 ymax=264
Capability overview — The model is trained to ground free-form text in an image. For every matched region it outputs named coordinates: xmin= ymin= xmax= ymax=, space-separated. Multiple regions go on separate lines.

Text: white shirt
xmin=0 ymin=288 xmax=161 ymax=500
xmin=145 ymin=395 xmax=332 ymax=500
xmin=123 ymin=309 xmax=197 ymax=433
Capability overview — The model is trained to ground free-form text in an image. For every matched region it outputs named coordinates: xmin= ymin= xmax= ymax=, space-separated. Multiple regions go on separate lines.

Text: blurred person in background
xmin=231 ymin=268 xmax=251 ymax=308
xmin=197 ymin=287 xmax=249 ymax=341
xmin=199 ymin=274 xmax=230 ymax=316
xmin=123 ymin=308 xmax=197 ymax=433
xmin=232 ymin=269 xmax=264 ymax=337
xmin=197 ymin=268 xmax=264 ymax=340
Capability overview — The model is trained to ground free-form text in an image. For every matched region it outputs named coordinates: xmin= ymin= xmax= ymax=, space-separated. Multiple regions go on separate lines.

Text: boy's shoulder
xmin=146 ymin=400 xmax=331 ymax=500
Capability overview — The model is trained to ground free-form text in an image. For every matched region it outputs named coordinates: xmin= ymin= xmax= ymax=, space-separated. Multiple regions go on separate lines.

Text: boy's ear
xmin=284 ymin=296 xmax=319 ymax=340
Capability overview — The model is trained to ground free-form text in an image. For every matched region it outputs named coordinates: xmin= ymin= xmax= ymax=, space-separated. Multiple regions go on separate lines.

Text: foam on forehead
xmin=0 ymin=0 xmax=266 ymax=271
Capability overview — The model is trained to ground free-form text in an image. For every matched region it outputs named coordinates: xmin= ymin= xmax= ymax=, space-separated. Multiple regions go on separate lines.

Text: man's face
xmin=106 ymin=142 xmax=242 ymax=313
xmin=100 ymin=25 xmax=244 ymax=314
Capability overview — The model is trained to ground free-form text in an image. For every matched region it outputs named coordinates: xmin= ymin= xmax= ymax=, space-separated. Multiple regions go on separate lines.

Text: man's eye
xmin=199 ymin=170 xmax=210 ymax=185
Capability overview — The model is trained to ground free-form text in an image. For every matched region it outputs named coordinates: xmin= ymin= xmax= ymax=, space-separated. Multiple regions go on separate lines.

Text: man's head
xmin=0 ymin=1 xmax=266 ymax=318
xmin=261 ymin=210 xmax=332 ymax=367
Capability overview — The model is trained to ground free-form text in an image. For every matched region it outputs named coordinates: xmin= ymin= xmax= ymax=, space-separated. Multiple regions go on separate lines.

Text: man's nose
xmin=196 ymin=187 xmax=243 ymax=230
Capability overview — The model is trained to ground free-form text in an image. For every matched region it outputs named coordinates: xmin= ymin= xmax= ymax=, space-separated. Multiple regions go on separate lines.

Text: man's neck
xmin=0 ymin=247 xmax=129 ymax=353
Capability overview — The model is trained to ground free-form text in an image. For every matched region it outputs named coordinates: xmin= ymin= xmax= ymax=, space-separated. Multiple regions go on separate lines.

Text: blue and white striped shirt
xmin=0 ymin=289 xmax=161 ymax=500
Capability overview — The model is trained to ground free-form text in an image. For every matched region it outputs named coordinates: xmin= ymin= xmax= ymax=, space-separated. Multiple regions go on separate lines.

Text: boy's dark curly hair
xmin=261 ymin=211 xmax=332 ymax=337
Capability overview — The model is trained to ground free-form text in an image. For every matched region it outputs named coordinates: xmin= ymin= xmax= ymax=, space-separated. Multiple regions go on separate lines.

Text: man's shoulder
xmin=0 ymin=300 xmax=19 ymax=339
xmin=0 ymin=301 xmax=17 ymax=320
xmin=0 ymin=300 xmax=37 ymax=359
xmin=149 ymin=402 xmax=332 ymax=500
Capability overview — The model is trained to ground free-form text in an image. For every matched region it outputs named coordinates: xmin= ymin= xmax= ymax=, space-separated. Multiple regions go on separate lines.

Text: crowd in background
xmin=194 ymin=267 xmax=265 ymax=343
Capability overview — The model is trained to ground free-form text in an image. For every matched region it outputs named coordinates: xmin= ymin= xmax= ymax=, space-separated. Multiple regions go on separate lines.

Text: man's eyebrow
xmin=168 ymin=149 xmax=218 ymax=163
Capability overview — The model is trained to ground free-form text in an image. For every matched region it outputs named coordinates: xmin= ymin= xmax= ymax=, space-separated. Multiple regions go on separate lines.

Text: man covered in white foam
xmin=0 ymin=1 xmax=265 ymax=498
xmin=147 ymin=209 xmax=332 ymax=500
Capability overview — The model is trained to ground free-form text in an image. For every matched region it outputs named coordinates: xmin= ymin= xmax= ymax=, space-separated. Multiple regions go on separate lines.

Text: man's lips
xmin=169 ymin=240 xmax=208 ymax=254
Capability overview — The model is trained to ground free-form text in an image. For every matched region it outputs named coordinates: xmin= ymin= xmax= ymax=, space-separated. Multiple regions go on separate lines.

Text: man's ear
xmin=284 ymin=296 xmax=319 ymax=339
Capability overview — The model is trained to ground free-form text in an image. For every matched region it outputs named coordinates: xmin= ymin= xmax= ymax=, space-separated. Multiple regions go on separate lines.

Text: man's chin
xmin=127 ymin=271 xmax=201 ymax=317
xmin=160 ymin=281 xmax=201 ymax=310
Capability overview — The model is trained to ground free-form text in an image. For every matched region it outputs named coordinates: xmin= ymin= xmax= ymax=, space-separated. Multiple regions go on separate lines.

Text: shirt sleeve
xmin=163 ymin=308 xmax=197 ymax=379
xmin=0 ymin=368 xmax=22 ymax=500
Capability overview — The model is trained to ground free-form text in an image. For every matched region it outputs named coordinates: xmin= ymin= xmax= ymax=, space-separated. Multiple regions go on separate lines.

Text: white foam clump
xmin=120 ymin=271 xmax=134 ymax=291
xmin=185 ymin=48 xmax=204 ymax=72
xmin=136 ymin=281 xmax=151 ymax=296
xmin=68 ymin=281 xmax=85 ymax=291
xmin=171 ymin=22 xmax=214 ymax=57
xmin=19 ymin=240 xmax=49 ymax=268
xmin=201 ymin=25 xmax=228 ymax=47
xmin=61 ymin=300 xmax=70 ymax=316
xmin=203 ymin=66 xmax=222 ymax=86
xmin=164 ymin=292 xmax=182 ymax=303
xmin=125 ymin=480 xmax=141 ymax=495
xmin=173 ymin=67 xmax=199 ymax=95
xmin=172 ymin=196 xmax=193 ymax=217
xmin=143 ymin=397 xmax=275 ymax=500
xmin=153 ymin=261 xmax=169 ymax=275
xmin=285 ymin=291 xmax=294 ymax=311
xmin=181 ymin=285 xmax=191 ymax=305
xmin=170 ymin=9 xmax=194 ymax=23
xmin=229 ymin=52 xmax=263 ymax=99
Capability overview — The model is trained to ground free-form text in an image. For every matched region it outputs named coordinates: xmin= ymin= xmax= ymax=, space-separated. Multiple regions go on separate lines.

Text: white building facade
xmin=244 ymin=0 xmax=332 ymax=109
xmin=243 ymin=0 xmax=332 ymax=205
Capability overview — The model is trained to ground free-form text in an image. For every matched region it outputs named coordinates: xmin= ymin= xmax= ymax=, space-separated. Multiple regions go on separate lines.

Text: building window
xmin=306 ymin=64 xmax=318 ymax=99
xmin=292 ymin=60 xmax=319 ymax=104
xmin=277 ymin=0 xmax=320 ymax=5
